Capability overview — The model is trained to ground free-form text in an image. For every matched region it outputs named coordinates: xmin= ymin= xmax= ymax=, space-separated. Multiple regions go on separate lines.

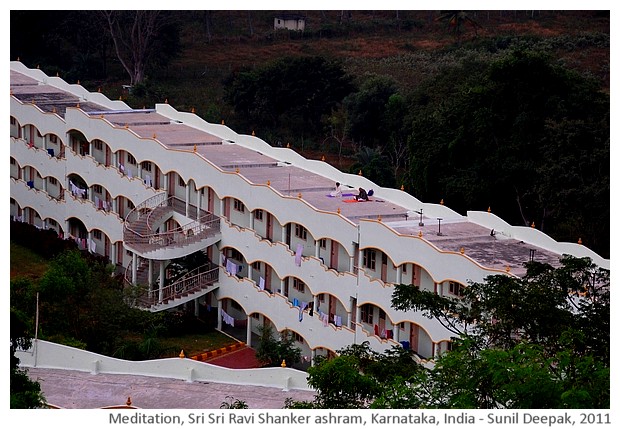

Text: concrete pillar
xmin=194 ymin=298 xmax=200 ymax=317
xmin=131 ymin=252 xmax=138 ymax=285
xmin=219 ymin=198 xmax=225 ymax=218
xmin=163 ymin=173 xmax=169 ymax=195
xmin=148 ymin=259 xmax=153 ymax=289
xmin=246 ymin=317 xmax=252 ymax=346
xmin=394 ymin=324 xmax=400 ymax=342
xmin=248 ymin=264 xmax=253 ymax=282
xmin=185 ymin=182 xmax=190 ymax=217
xmin=159 ymin=262 xmax=165 ymax=302
xmin=281 ymin=279 xmax=287 ymax=296
xmin=313 ymin=295 xmax=319 ymax=314
xmin=110 ymin=241 xmax=117 ymax=266
xmin=217 ymin=299 xmax=223 ymax=330
xmin=311 ymin=348 xmax=317 ymax=367
xmin=396 ymin=265 xmax=403 ymax=284
xmin=315 ymin=240 xmax=320 ymax=258
xmin=249 ymin=211 xmax=255 ymax=230
xmin=197 ymin=188 xmax=202 ymax=219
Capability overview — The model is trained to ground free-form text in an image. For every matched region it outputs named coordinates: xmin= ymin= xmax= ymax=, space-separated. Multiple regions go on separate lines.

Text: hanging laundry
xmin=295 ymin=243 xmax=303 ymax=266
xmin=221 ymin=253 xmax=227 ymax=265
xmin=221 ymin=309 xmax=235 ymax=327
xmin=225 ymin=260 xmax=237 ymax=276
xmin=259 ymin=277 xmax=265 ymax=290
xmin=145 ymin=175 xmax=152 ymax=187
xmin=293 ymin=297 xmax=299 ymax=307
xmin=321 ymin=313 xmax=329 ymax=327
xmin=299 ymin=302 xmax=308 ymax=322
xmin=374 ymin=324 xmax=379 ymax=336
xmin=334 ymin=315 xmax=342 ymax=327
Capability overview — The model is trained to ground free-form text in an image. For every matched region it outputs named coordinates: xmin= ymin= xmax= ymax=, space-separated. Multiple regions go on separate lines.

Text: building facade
xmin=9 ymin=62 xmax=609 ymax=366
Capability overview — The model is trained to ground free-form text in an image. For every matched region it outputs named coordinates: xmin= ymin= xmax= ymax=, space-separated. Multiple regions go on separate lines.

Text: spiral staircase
xmin=123 ymin=193 xmax=222 ymax=311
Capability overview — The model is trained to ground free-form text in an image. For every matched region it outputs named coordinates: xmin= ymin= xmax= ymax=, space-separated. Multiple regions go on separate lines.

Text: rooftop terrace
xmin=11 ymin=69 xmax=567 ymax=277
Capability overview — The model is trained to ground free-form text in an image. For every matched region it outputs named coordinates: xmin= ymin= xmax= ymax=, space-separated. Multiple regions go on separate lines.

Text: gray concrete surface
xmin=26 ymin=367 xmax=316 ymax=409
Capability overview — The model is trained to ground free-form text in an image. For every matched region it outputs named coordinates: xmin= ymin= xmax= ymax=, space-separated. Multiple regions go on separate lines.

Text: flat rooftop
xmin=11 ymin=70 xmax=563 ymax=276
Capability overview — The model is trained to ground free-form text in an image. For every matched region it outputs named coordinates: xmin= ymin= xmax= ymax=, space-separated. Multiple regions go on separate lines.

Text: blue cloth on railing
xmin=400 ymin=341 xmax=410 ymax=350
xmin=27 ymin=181 xmax=34 ymax=189
xmin=293 ymin=298 xmax=299 ymax=307
xmin=47 ymin=148 xmax=54 ymax=156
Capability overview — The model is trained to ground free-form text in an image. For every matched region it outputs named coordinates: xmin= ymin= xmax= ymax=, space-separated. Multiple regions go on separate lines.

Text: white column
xmin=110 ymin=241 xmax=117 ymax=266
xmin=311 ymin=348 xmax=317 ymax=367
xmin=313 ymin=295 xmax=319 ymax=313
xmin=246 ymin=317 xmax=252 ymax=346
xmin=148 ymin=259 xmax=153 ymax=289
xmin=185 ymin=183 xmax=190 ymax=217
xmin=281 ymin=279 xmax=287 ymax=296
xmin=249 ymin=211 xmax=255 ymax=230
xmin=163 ymin=173 xmax=169 ymax=195
xmin=159 ymin=262 xmax=165 ymax=302
xmin=315 ymin=240 xmax=320 ymax=258
xmin=217 ymin=299 xmax=223 ymax=330
xmin=349 ymin=256 xmax=354 ymax=272
xmin=394 ymin=325 xmax=400 ymax=342
xmin=396 ymin=265 xmax=403 ymax=284
xmin=131 ymin=252 xmax=138 ymax=284
xmin=219 ymin=198 xmax=225 ymax=217
xmin=247 ymin=264 xmax=253 ymax=282
xmin=197 ymin=188 xmax=202 ymax=219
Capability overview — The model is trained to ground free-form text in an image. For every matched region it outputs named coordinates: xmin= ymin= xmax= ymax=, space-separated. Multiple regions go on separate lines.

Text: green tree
xmin=389 ymin=256 xmax=609 ymax=408
xmin=343 ymin=75 xmax=399 ymax=147
xmin=255 ymin=325 xmax=302 ymax=368
xmin=406 ymin=49 xmax=609 ymax=258
xmin=10 ymin=307 xmax=46 ymax=408
xmin=224 ymin=56 xmax=354 ymax=143
xmin=349 ymin=146 xmax=396 ymax=188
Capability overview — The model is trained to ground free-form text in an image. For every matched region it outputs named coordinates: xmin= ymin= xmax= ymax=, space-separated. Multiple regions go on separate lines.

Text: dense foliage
xmin=10 ymin=308 xmax=46 ymax=408
xmin=10 ymin=11 xmax=609 ymax=258
xmin=10 ymin=223 xmax=210 ymax=360
xmin=255 ymin=324 xmax=302 ymax=368
xmin=287 ymin=256 xmax=609 ymax=409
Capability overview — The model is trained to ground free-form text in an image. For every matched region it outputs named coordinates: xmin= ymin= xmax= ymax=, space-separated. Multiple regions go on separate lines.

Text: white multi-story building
xmin=10 ymin=61 xmax=609 ymax=365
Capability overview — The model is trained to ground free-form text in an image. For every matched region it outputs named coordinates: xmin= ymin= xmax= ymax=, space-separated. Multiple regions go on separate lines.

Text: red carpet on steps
xmin=207 ymin=347 xmax=261 ymax=369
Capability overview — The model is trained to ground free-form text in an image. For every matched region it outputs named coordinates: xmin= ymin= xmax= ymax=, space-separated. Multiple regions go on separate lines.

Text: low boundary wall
xmin=17 ymin=340 xmax=312 ymax=392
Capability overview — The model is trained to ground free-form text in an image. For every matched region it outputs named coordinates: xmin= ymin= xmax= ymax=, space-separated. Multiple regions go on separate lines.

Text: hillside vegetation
xmin=10 ymin=10 xmax=610 ymax=257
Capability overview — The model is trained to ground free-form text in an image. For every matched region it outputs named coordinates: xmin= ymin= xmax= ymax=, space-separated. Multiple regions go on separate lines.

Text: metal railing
xmin=133 ymin=262 xmax=219 ymax=309
xmin=124 ymin=194 xmax=220 ymax=254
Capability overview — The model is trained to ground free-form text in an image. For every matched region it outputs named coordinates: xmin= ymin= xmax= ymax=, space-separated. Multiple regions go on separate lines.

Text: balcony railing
xmin=123 ymin=194 xmax=220 ymax=254
xmin=130 ymin=262 xmax=219 ymax=309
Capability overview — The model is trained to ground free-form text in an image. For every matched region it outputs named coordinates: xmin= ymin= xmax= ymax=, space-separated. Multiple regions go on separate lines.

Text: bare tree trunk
xmin=102 ymin=10 xmax=162 ymax=85
xmin=247 ymin=11 xmax=254 ymax=37
xmin=204 ymin=11 xmax=212 ymax=43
